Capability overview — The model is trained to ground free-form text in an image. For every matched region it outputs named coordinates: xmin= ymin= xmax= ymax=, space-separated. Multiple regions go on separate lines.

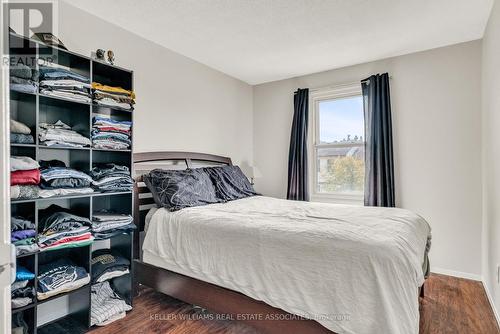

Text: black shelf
xmin=37 ymin=284 xmax=90 ymax=306
xmin=39 ymin=92 xmax=91 ymax=106
xmin=12 ymin=303 xmax=36 ymax=314
xmin=16 ymin=251 xmax=38 ymax=259
xmin=11 ymin=190 xmax=132 ymax=203
xmin=9 ymin=33 xmax=134 ymax=333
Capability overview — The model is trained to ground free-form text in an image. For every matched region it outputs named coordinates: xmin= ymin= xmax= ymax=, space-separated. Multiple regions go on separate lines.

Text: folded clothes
xmin=11 ymin=216 xmax=35 ymax=231
xmin=95 ymin=268 xmax=130 ymax=283
xmin=10 ymin=64 xmax=38 ymax=94
xmin=39 ymin=88 xmax=92 ymax=103
xmin=11 ymin=229 xmax=36 ymax=242
xmin=38 ymin=205 xmax=93 ymax=252
xmin=11 ymin=169 xmax=40 ymax=186
xmin=39 ymin=66 xmax=91 ymax=103
xmin=37 ymin=258 xmax=90 ymax=300
xmin=39 ymin=120 xmax=91 ymax=147
xmin=11 ymin=156 xmax=39 ymax=172
xmin=10 ymin=119 xmax=31 ymax=134
xmin=40 ymin=66 xmax=89 ymax=83
xmin=92 ymin=225 xmax=135 ymax=240
xmin=89 ymin=164 xmax=133 ymax=192
xmin=11 ymin=280 xmax=28 ymax=291
xmin=39 ymin=205 xmax=91 ymax=234
xmin=39 ymin=187 xmax=93 ymax=198
xmin=92 ymin=140 xmax=129 ymax=150
xmin=40 ymin=162 xmax=93 ymax=189
xmin=12 ymin=297 xmax=32 ymax=309
xmin=10 ymin=133 xmax=34 ymax=144
xmin=92 ymin=82 xmax=135 ymax=110
xmin=15 ymin=242 xmax=39 ymax=256
xmin=39 ymin=234 xmax=93 ymax=252
xmin=92 ymin=212 xmax=133 ymax=232
xmin=91 ymin=249 xmax=130 ymax=283
xmin=90 ymin=281 xmax=132 ymax=326
xmin=93 ymin=116 xmax=132 ymax=132
xmin=11 ymin=64 xmax=38 ymax=81
xmin=11 ymin=185 xmax=40 ymax=200
xmin=92 ymin=116 xmax=132 ymax=149
xmin=40 ymin=79 xmax=91 ymax=90
xmin=16 ymin=266 xmax=35 ymax=282
xmin=12 ymin=285 xmax=35 ymax=298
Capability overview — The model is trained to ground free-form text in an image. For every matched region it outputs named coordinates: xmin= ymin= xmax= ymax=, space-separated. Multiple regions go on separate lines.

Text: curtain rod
xmin=309 ymin=75 xmax=393 ymax=93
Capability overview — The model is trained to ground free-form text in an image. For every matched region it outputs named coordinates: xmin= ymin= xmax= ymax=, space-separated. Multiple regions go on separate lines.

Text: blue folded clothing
xmin=39 ymin=66 xmax=90 ymax=84
xmin=38 ymin=258 xmax=89 ymax=293
xmin=16 ymin=266 xmax=35 ymax=281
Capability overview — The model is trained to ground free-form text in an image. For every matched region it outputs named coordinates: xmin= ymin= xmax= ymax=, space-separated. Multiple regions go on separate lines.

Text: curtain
xmin=287 ymin=88 xmax=309 ymax=201
xmin=362 ymin=73 xmax=395 ymax=207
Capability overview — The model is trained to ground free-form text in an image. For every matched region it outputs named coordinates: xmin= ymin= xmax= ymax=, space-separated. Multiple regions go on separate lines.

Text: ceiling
xmin=66 ymin=0 xmax=493 ymax=85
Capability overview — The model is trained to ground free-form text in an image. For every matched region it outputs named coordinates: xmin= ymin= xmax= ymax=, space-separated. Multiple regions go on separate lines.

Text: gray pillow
xmin=204 ymin=165 xmax=258 ymax=201
xmin=144 ymin=168 xmax=221 ymax=211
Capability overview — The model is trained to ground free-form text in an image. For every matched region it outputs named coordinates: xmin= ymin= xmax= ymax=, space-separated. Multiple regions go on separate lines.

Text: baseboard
xmin=431 ymin=267 xmax=482 ymax=281
xmin=482 ymin=280 xmax=500 ymax=328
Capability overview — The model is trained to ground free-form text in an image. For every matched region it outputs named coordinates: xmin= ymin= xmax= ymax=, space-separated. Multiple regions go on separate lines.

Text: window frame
xmin=308 ymin=83 xmax=365 ymax=204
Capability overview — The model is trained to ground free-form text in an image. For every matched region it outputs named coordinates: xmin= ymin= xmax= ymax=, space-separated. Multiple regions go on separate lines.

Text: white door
xmin=0 ymin=1 xmax=13 ymax=332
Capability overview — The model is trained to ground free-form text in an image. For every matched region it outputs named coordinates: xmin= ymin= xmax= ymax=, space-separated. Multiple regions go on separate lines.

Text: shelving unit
xmin=9 ymin=33 xmax=134 ymax=333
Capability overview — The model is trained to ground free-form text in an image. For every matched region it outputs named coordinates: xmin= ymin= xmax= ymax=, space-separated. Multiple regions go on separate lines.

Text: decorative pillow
xmin=144 ymin=168 xmax=220 ymax=211
xmin=204 ymin=165 xmax=258 ymax=201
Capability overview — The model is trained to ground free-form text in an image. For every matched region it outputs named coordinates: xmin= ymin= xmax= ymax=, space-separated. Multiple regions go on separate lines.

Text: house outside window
xmin=309 ymin=84 xmax=365 ymax=204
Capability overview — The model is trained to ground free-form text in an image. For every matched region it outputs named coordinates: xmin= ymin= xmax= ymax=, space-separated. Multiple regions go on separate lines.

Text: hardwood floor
xmin=91 ymin=273 xmax=499 ymax=334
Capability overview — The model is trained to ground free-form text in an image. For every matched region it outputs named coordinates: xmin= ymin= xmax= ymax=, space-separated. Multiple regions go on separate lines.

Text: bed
xmin=132 ymin=151 xmax=431 ymax=334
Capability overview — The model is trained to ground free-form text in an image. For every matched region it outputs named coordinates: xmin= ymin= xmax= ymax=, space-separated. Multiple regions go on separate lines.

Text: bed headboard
xmin=133 ymin=151 xmax=232 ymax=233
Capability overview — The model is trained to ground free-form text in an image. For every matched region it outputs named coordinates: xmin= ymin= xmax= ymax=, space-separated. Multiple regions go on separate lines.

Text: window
xmin=310 ymin=84 xmax=365 ymax=202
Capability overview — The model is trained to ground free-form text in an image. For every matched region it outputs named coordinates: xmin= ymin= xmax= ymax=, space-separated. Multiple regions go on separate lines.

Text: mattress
xmin=142 ymin=196 xmax=431 ymax=334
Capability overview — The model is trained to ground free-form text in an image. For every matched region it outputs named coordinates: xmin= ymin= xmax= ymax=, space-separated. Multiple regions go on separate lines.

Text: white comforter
xmin=142 ymin=196 xmax=431 ymax=334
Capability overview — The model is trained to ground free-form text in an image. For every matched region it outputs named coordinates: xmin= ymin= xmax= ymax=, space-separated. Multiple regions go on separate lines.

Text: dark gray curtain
xmin=362 ymin=73 xmax=395 ymax=207
xmin=287 ymin=88 xmax=309 ymax=201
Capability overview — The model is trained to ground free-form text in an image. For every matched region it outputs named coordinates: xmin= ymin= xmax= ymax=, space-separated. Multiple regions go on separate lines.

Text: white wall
xmin=482 ymin=0 xmax=500 ymax=319
xmin=253 ymin=41 xmax=483 ymax=277
xmin=56 ymin=1 xmax=253 ymax=166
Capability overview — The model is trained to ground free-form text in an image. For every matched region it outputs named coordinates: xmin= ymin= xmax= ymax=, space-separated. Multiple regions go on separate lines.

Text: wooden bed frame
xmin=132 ymin=151 xmax=424 ymax=334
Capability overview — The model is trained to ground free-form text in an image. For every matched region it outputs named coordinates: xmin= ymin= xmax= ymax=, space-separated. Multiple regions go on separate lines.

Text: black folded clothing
xmin=90 ymin=163 xmax=133 ymax=192
xmin=91 ymin=249 xmax=130 ymax=283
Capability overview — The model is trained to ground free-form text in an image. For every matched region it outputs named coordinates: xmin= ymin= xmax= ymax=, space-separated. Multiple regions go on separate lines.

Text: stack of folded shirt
xmin=38 ymin=204 xmax=93 ymax=252
xmin=39 ymin=160 xmax=94 ymax=198
xmin=10 ymin=119 xmax=34 ymax=144
xmin=92 ymin=83 xmax=135 ymax=110
xmin=91 ymin=281 xmax=132 ymax=326
xmin=10 ymin=64 xmax=38 ymax=94
xmin=39 ymin=66 xmax=91 ymax=103
xmin=11 ymin=216 xmax=38 ymax=256
xmin=11 ymin=156 xmax=40 ymax=201
xmin=91 ymin=249 xmax=130 ymax=283
xmin=39 ymin=120 xmax=91 ymax=148
xmin=92 ymin=116 xmax=132 ymax=150
xmin=11 ymin=280 xmax=35 ymax=309
xmin=92 ymin=212 xmax=135 ymax=240
xmin=12 ymin=266 xmax=35 ymax=308
xmin=37 ymin=258 xmax=90 ymax=300
xmin=90 ymin=163 xmax=133 ymax=192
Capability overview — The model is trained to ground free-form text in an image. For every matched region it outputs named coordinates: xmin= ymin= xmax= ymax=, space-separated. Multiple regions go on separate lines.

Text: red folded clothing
xmin=95 ymin=126 xmax=131 ymax=134
xmin=11 ymin=169 xmax=40 ymax=186
xmin=39 ymin=232 xmax=92 ymax=249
